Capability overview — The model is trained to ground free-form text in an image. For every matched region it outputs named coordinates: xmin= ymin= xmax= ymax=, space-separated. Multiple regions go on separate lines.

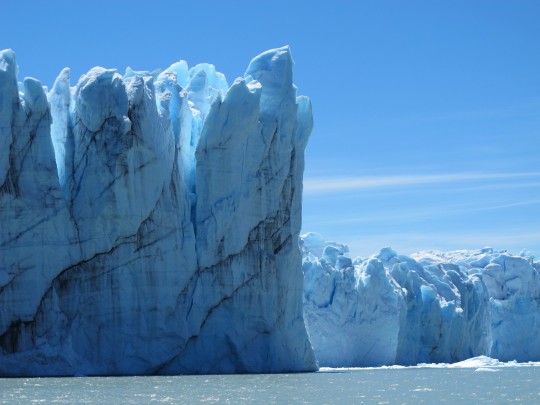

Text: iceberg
xmin=302 ymin=233 xmax=540 ymax=367
xmin=0 ymin=47 xmax=316 ymax=376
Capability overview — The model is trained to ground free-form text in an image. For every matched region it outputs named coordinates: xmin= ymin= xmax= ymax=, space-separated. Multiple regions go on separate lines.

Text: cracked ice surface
xmin=301 ymin=233 xmax=540 ymax=367
xmin=0 ymin=47 xmax=316 ymax=376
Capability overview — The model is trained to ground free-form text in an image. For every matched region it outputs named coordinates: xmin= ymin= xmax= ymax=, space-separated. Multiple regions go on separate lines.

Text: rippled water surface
xmin=1 ymin=367 xmax=539 ymax=404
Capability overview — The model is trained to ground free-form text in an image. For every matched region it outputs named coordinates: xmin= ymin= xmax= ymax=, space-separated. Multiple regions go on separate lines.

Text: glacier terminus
xmin=1 ymin=46 xmax=539 ymax=376
xmin=0 ymin=47 xmax=316 ymax=376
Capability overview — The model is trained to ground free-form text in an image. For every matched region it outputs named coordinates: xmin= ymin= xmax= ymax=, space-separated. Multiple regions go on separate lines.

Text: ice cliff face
xmin=302 ymin=233 xmax=540 ymax=367
xmin=0 ymin=47 xmax=317 ymax=376
xmin=415 ymin=249 xmax=540 ymax=362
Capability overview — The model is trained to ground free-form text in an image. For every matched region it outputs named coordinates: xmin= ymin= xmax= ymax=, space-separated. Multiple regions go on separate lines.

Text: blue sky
xmin=2 ymin=0 xmax=539 ymax=257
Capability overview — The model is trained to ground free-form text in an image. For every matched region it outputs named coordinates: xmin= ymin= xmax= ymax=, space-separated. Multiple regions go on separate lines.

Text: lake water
xmin=1 ymin=366 xmax=539 ymax=404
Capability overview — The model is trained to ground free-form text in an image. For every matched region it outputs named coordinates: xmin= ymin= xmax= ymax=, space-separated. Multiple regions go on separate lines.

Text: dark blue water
xmin=1 ymin=367 xmax=539 ymax=404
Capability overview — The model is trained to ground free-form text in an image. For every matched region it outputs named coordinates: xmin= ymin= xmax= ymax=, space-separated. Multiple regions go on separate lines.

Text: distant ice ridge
xmin=0 ymin=47 xmax=317 ymax=376
xmin=301 ymin=233 xmax=540 ymax=367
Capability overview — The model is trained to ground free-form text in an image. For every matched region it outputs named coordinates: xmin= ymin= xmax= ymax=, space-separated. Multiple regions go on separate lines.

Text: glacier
xmin=2 ymin=46 xmax=539 ymax=376
xmin=302 ymin=233 xmax=540 ymax=367
xmin=0 ymin=47 xmax=317 ymax=376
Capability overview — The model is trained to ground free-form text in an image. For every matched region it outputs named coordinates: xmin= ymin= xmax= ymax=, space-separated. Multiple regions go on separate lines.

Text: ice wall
xmin=415 ymin=249 xmax=540 ymax=362
xmin=0 ymin=47 xmax=316 ymax=376
xmin=302 ymin=233 xmax=539 ymax=366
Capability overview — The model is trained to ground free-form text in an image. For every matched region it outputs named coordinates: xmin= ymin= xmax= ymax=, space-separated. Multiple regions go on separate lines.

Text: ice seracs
xmin=0 ymin=47 xmax=316 ymax=376
xmin=302 ymin=233 xmax=539 ymax=367
xmin=413 ymin=249 xmax=540 ymax=362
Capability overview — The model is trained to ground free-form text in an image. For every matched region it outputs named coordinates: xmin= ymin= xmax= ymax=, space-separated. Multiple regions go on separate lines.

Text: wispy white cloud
xmin=304 ymin=198 xmax=540 ymax=227
xmin=441 ymin=181 xmax=540 ymax=194
xmin=410 ymin=100 xmax=540 ymax=124
xmin=483 ymin=199 xmax=540 ymax=211
xmin=303 ymin=172 xmax=540 ymax=194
